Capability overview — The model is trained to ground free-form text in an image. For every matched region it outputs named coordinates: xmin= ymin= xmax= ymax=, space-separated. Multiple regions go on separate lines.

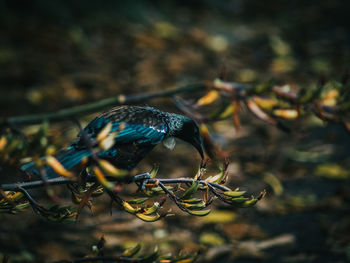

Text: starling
xmin=21 ymin=106 xmax=204 ymax=178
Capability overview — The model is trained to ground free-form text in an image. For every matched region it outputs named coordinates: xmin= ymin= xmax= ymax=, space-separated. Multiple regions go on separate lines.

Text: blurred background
xmin=0 ymin=0 xmax=350 ymax=262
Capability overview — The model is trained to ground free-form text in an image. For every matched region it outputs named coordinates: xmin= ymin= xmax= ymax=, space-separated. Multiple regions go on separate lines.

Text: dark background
xmin=0 ymin=1 xmax=350 ymax=262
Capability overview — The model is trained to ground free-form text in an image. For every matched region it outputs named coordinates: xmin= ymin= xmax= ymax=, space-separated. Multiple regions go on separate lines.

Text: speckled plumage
xmin=21 ymin=106 xmax=204 ymax=178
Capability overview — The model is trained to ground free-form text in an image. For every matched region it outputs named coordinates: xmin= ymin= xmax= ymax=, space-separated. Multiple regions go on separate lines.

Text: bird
xmin=21 ymin=105 xmax=204 ymax=179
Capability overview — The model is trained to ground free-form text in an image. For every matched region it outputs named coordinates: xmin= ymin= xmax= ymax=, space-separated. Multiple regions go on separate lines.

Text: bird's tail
xmin=21 ymin=147 xmax=91 ymax=179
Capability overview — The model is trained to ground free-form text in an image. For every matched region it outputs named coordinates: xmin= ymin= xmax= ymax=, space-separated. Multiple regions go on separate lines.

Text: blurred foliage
xmin=1 ymin=0 xmax=350 ymax=263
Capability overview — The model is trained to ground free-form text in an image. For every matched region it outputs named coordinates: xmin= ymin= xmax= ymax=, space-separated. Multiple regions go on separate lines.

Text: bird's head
xmin=170 ymin=114 xmax=204 ymax=159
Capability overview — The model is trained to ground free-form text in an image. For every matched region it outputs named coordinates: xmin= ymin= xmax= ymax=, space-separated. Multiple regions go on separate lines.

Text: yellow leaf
xmin=323 ymin=89 xmax=339 ymax=106
xmin=46 ymin=156 xmax=74 ymax=178
xmin=0 ymin=136 xmax=7 ymax=151
xmin=196 ymin=90 xmax=220 ymax=106
xmin=273 ymin=109 xmax=298 ymax=119
xmin=122 ymin=201 xmax=137 ymax=214
xmin=202 ymin=210 xmax=237 ymax=224
xmin=263 ymin=172 xmax=283 ymax=196
xmin=122 ymin=243 xmax=142 ymax=257
xmin=135 ymin=212 xmax=160 ymax=222
xmin=98 ymin=159 xmax=128 ymax=177
xmin=97 ymin=122 xmax=112 ymax=141
xmin=223 ymin=190 xmax=246 ymax=197
xmin=93 ymin=166 xmax=114 ymax=189
xmin=315 ymin=163 xmax=349 ymax=179
xmin=99 ymin=132 xmax=116 ymax=150
xmin=199 ymin=232 xmax=225 ymax=246
xmin=252 ymin=96 xmax=277 ymax=110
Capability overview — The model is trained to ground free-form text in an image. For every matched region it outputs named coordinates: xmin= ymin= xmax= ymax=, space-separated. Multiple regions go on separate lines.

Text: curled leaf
xmin=143 ymin=202 xmax=160 ymax=215
xmin=187 ymin=209 xmax=211 ymax=217
xmin=46 ymin=156 xmax=74 ymax=178
xmin=237 ymin=198 xmax=258 ymax=208
xmin=135 ymin=212 xmax=160 ymax=222
xmin=122 ymin=243 xmax=142 ymax=257
xmin=122 ymin=201 xmax=138 ymax=214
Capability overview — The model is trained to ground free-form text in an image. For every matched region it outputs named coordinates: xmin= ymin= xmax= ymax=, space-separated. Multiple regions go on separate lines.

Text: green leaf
xmin=223 ymin=190 xmax=246 ymax=197
xmin=182 ymin=181 xmax=199 ymax=199
xmin=129 ymin=197 xmax=149 ymax=204
xmin=122 ymin=243 xmax=142 ymax=257
xmin=187 ymin=209 xmax=211 ymax=216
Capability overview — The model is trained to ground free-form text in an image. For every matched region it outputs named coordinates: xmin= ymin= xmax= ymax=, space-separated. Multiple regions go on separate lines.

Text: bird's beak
xmin=193 ymin=136 xmax=204 ymax=159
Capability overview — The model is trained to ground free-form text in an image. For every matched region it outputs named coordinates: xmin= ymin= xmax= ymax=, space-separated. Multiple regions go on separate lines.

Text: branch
xmin=3 ymin=83 xmax=206 ymax=126
xmin=0 ymin=176 xmax=230 ymax=192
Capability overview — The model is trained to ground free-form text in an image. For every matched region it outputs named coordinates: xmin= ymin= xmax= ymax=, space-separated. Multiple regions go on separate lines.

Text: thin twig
xmin=4 ymin=83 xmax=206 ymax=126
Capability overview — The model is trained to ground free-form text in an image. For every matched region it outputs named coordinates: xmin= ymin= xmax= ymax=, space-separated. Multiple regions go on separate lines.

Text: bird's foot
xmin=132 ymin=173 xmax=152 ymax=190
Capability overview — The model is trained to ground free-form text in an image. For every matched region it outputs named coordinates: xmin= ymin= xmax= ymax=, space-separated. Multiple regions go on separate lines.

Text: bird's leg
xmin=130 ymin=173 xmax=152 ymax=190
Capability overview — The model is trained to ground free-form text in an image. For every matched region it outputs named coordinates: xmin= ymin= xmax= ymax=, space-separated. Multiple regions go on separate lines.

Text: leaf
xmin=122 ymin=243 xmax=142 ymax=257
xmin=142 ymin=202 xmax=160 ymax=215
xmin=140 ymin=246 xmax=159 ymax=262
xmin=182 ymin=198 xmax=203 ymax=204
xmin=180 ymin=201 xmax=206 ymax=209
xmin=196 ymin=90 xmax=220 ymax=106
xmin=201 ymin=210 xmax=237 ymax=224
xmin=187 ymin=209 xmax=211 ymax=216
xmin=129 ymin=197 xmax=149 ymax=204
xmin=315 ymin=163 xmax=349 ymax=179
xmin=229 ymin=197 xmax=249 ymax=203
xmin=96 ymin=122 xmax=112 ymax=141
xmin=237 ymin=198 xmax=258 ymax=208
xmin=46 ymin=156 xmax=74 ymax=178
xmin=263 ymin=172 xmax=283 ymax=196
xmin=273 ymin=109 xmax=298 ymax=119
xmin=99 ymin=132 xmax=117 ymax=150
xmin=150 ymin=164 xmax=159 ymax=178
xmin=122 ymin=201 xmax=138 ymax=214
xmin=150 ymin=186 xmax=173 ymax=194
xmin=0 ymin=136 xmax=7 ymax=151
xmin=182 ymin=181 xmax=199 ymax=199
xmin=223 ymin=190 xmax=246 ymax=197
xmin=135 ymin=212 xmax=160 ymax=222
xmin=175 ymin=255 xmax=198 ymax=263
xmin=98 ymin=159 xmax=128 ymax=177
xmin=199 ymin=232 xmax=225 ymax=246
xmin=252 ymin=96 xmax=277 ymax=110
xmin=93 ymin=167 xmax=114 ymax=190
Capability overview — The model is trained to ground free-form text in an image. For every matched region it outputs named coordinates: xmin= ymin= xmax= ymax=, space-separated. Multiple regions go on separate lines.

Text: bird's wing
xmin=77 ymin=106 xmax=169 ymax=146
xmin=111 ymin=122 xmax=168 ymax=144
